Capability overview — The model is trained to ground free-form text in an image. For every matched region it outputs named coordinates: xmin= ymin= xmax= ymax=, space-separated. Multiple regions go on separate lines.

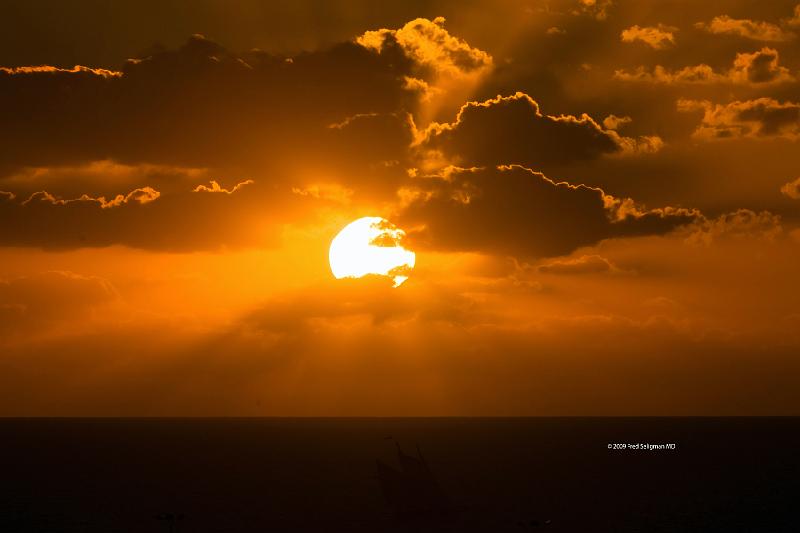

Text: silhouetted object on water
xmin=376 ymin=442 xmax=450 ymax=519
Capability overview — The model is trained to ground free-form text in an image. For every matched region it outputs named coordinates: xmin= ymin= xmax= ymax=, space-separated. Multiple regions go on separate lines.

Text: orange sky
xmin=1 ymin=0 xmax=800 ymax=415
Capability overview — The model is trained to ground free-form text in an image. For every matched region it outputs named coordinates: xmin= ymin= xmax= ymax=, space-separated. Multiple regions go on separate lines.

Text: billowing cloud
xmin=356 ymin=17 xmax=492 ymax=79
xmin=615 ymin=47 xmax=794 ymax=85
xmin=729 ymin=47 xmax=794 ymax=84
xmin=695 ymin=15 xmax=794 ymax=42
xmin=21 ymin=187 xmax=160 ymax=209
xmin=193 ymin=179 xmax=254 ymax=194
xmin=678 ymin=98 xmax=800 ymax=140
xmin=417 ymin=93 xmax=663 ymax=170
xmin=620 ymin=24 xmax=677 ymax=49
xmin=397 ymin=165 xmax=697 ymax=259
xmin=780 ymin=177 xmax=800 ymax=199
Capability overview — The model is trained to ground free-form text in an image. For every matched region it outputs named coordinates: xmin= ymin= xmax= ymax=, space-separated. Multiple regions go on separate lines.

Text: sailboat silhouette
xmin=376 ymin=442 xmax=450 ymax=519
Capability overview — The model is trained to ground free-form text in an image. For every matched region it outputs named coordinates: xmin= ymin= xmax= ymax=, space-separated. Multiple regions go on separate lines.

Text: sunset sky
xmin=2 ymin=0 xmax=799 ymax=416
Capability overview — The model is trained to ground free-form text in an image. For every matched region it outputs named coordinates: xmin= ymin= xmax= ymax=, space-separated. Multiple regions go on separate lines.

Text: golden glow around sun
xmin=329 ymin=217 xmax=416 ymax=287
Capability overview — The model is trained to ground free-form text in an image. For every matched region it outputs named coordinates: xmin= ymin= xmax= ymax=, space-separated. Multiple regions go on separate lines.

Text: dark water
xmin=1 ymin=418 xmax=798 ymax=532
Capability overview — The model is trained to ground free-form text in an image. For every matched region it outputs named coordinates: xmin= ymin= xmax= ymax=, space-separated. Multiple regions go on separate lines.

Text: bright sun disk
xmin=329 ymin=217 xmax=416 ymax=287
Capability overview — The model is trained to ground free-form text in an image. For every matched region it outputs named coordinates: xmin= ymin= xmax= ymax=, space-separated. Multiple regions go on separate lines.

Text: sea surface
xmin=1 ymin=417 xmax=798 ymax=532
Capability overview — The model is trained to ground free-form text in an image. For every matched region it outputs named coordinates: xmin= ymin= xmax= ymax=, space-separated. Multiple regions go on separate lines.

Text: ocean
xmin=1 ymin=417 xmax=798 ymax=532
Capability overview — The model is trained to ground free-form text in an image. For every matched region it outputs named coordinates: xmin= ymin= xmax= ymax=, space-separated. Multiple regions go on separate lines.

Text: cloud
xmin=780 ymin=177 xmax=800 ymax=199
xmin=2 ymin=222 xmax=799 ymax=416
xmin=401 ymin=75 xmax=441 ymax=102
xmin=683 ymin=209 xmax=782 ymax=246
xmin=0 ymin=160 xmax=210 ymax=197
xmin=0 ymin=270 xmax=117 ymax=336
xmin=0 ymin=163 xmax=277 ymax=251
xmin=572 ymin=0 xmax=614 ymax=20
xmin=323 ymin=111 xmax=416 ymax=171
xmin=21 ymin=187 xmax=160 ymax=208
xmin=678 ymin=98 xmax=800 ymax=140
xmin=0 ymin=65 xmax=121 ymax=78
xmin=291 ymin=183 xmax=354 ymax=203
xmin=356 ymin=17 xmax=492 ymax=79
xmin=729 ymin=47 xmax=794 ymax=84
xmin=0 ymin=33 xmax=420 ymax=170
xmin=397 ymin=164 xmax=697 ymax=259
xmin=0 ymin=27 xmax=474 ymax=250
xmin=602 ymin=114 xmax=632 ymax=130
xmin=193 ymin=179 xmax=254 ymax=194
xmin=788 ymin=5 xmax=800 ymax=27
xmin=620 ymin=24 xmax=677 ymax=49
xmin=7 ymin=221 xmax=798 ymax=416
xmin=695 ymin=15 xmax=794 ymax=42
xmin=615 ymin=64 xmax=723 ymax=84
xmin=615 ymin=47 xmax=794 ymax=85
xmin=537 ymin=254 xmax=620 ymax=274
xmin=0 ymin=180 xmax=285 ymax=251
xmin=416 ymin=93 xmax=663 ymax=170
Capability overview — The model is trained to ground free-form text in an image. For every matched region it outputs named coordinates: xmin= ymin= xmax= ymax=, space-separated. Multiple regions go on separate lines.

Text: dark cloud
xmin=417 ymin=93 xmax=662 ymax=170
xmin=0 ymin=19 xmax=493 ymax=174
xmin=0 ymin=26 xmax=476 ymax=250
xmin=0 ymin=181 xmax=287 ymax=251
xmin=678 ymin=97 xmax=800 ymax=139
xmin=614 ymin=47 xmax=794 ymax=85
xmin=397 ymin=165 xmax=697 ymax=259
xmin=734 ymin=47 xmax=794 ymax=84
xmin=0 ymin=161 xmax=211 ymax=199
xmin=323 ymin=112 xmax=416 ymax=168
xmin=0 ymin=33 xmax=419 ymax=170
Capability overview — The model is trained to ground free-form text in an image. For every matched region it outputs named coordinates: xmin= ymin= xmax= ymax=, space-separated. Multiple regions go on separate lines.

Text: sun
xmin=329 ymin=217 xmax=416 ymax=287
